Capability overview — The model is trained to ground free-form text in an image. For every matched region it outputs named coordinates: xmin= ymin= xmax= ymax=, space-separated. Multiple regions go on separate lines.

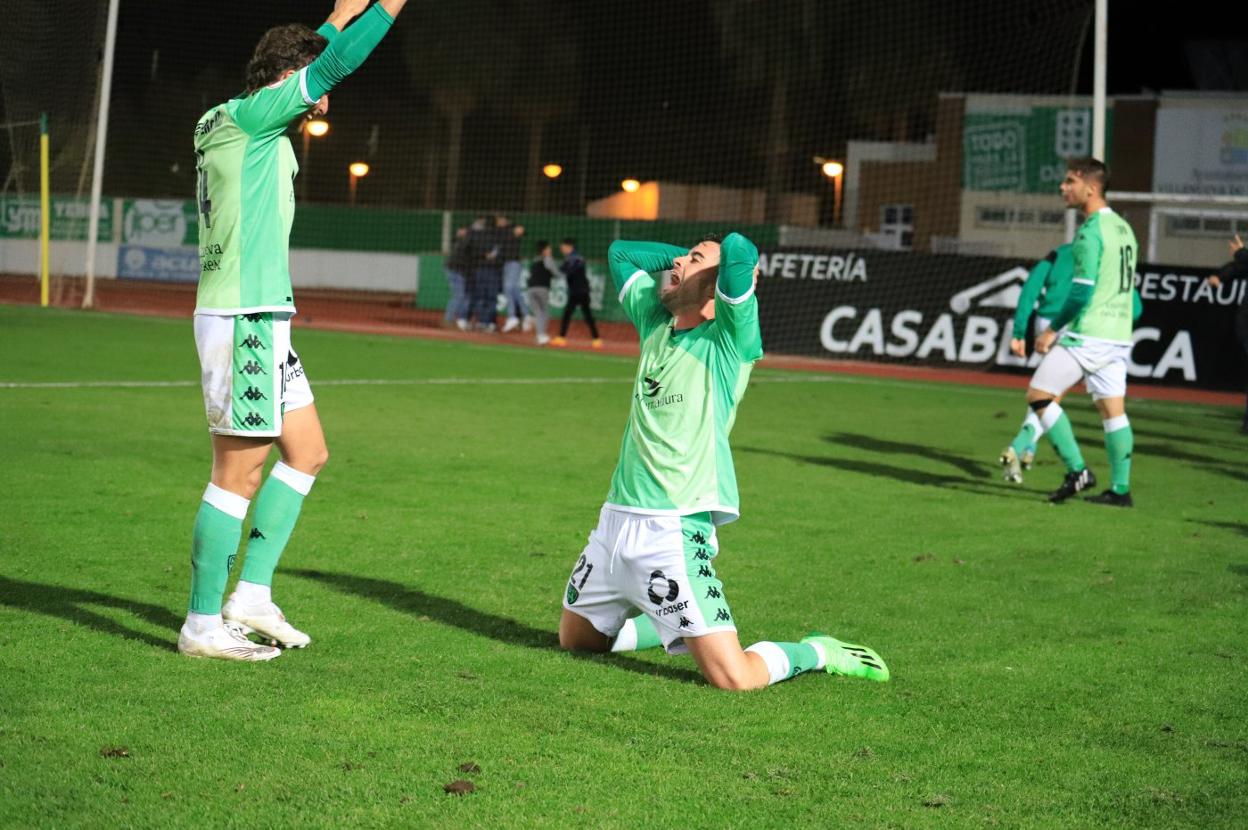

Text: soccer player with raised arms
xmin=181 ymin=0 xmax=409 ymax=660
xmin=1029 ymin=157 xmax=1139 ymax=506
xmin=557 ymin=234 xmax=890 ymax=690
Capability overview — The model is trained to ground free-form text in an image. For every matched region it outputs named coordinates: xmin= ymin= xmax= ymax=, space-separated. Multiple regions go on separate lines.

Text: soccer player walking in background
xmin=999 ymin=243 xmax=1073 ymax=483
xmin=557 ymin=233 xmax=889 ymax=690
xmin=182 ymin=0 xmax=409 ymax=661
xmin=1028 ymin=158 xmax=1139 ymax=506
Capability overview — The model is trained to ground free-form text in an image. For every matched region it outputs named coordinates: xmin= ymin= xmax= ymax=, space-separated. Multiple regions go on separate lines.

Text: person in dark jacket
xmin=551 ymin=237 xmax=601 ymax=349
xmin=469 ymin=215 xmax=503 ymax=332
xmin=497 ymin=216 xmax=530 ymax=332
xmin=526 ymin=239 xmax=559 ymax=345
xmin=1207 ymin=234 xmax=1248 ymax=433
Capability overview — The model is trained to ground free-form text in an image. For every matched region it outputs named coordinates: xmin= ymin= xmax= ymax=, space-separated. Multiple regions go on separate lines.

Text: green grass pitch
xmin=0 ymin=304 xmax=1245 ymax=828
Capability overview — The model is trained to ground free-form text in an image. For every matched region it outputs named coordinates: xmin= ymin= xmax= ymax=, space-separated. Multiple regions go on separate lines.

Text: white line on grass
xmin=0 ymin=373 xmax=1234 ymax=414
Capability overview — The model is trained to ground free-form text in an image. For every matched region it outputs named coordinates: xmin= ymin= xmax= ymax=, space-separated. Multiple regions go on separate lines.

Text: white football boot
xmin=178 ymin=620 xmax=281 ymax=661
xmin=999 ymin=446 xmax=1023 ymax=484
xmin=222 ymin=595 xmax=311 ymax=649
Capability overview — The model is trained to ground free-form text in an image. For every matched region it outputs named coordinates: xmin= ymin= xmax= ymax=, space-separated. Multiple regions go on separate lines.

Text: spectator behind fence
xmin=498 ymin=216 xmax=530 ymax=333
xmin=444 ymin=225 xmax=472 ymax=329
xmin=551 ymin=237 xmax=602 ymax=350
xmin=469 ymin=215 xmax=503 ymax=332
xmin=527 ymin=239 xmax=559 ymax=346
xmin=1206 ymin=234 xmax=1248 ymax=433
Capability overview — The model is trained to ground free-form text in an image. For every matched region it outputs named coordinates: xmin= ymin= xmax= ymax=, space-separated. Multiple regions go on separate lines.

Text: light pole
xmin=817 ymin=158 xmax=844 ymax=226
xmin=301 ymin=118 xmax=329 ymax=201
xmin=348 ymin=161 xmax=370 ymax=205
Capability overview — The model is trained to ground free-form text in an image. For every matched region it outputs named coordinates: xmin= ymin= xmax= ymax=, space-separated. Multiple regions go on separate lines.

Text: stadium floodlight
xmin=816 ymin=159 xmax=845 ymax=226
xmin=621 ymin=178 xmax=640 ymax=193
xmin=542 ymin=163 xmax=563 ymax=179
xmin=304 ymin=119 xmax=330 ymax=138
xmin=348 ymin=162 xmax=370 ymax=205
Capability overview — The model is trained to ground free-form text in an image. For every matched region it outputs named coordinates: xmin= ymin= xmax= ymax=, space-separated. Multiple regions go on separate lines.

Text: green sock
xmin=611 ymin=614 xmax=663 ymax=652
xmin=1103 ymin=417 xmax=1133 ymax=494
xmin=239 ymin=462 xmax=315 ymax=588
xmin=1040 ymin=403 xmax=1085 ymax=473
xmin=745 ymin=641 xmax=822 ymax=684
xmin=1010 ymin=423 xmax=1036 ymax=456
xmin=189 ymin=485 xmax=248 ymax=614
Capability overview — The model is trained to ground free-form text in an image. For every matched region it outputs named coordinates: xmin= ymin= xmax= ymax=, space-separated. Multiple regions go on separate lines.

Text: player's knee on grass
xmin=558 ymin=610 xmax=610 ymax=652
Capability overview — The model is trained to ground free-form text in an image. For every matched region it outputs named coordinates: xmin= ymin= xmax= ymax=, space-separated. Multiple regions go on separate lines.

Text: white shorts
xmin=562 ymin=506 xmax=737 ymax=654
xmin=1031 ymin=337 xmax=1131 ymax=400
xmin=193 ymin=312 xmax=313 ymax=437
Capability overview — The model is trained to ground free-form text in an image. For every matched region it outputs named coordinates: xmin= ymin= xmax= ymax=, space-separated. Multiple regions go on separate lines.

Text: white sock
xmin=232 ymin=580 xmax=271 ymax=606
xmin=1039 ymin=401 xmax=1066 ymax=431
xmin=611 ymin=618 xmax=638 ymax=652
xmin=808 ymin=640 xmax=828 ymax=670
xmin=1103 ymin=414 xmax=1130 ymax=433
xmin=1023 ymin=410 xmax=1044 ymax=443
xmin=186 ymin=611 xmax=223 ymax=634
xmin=745 ymin=642 xmax=791 ymax=686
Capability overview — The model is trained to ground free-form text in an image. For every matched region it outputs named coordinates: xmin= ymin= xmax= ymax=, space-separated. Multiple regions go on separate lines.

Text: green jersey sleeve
xmin=609 ymin=240 xmax=684 ymax=339
xmin=713 ymin=232 xmax=763 ymax=362
xmin=232 ymin=71 xmax=316 ymax=139
xmin=1071 ymin=221 xmax=1102 ymax=289
xmin=233 ymin=3 xmax=395 ymax=139
xmin=1013 ymin=251 xmax=1054 ymax=338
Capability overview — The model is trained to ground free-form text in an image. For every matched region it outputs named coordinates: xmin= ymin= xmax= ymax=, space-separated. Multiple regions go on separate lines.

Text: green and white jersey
xmin=1065 ymin=207 xmax=1138 ymax=345
xmin=606 ymin=236 xmax=763 ymax=525
xmin=193 ymin=69 xmax=317 ymax=315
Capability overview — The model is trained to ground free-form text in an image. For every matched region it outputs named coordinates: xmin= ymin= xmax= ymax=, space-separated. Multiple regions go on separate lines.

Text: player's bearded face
xmin=662 ymin=242 xmax=720 ymax=312
xmin=1060 ymin=171 xmax=1091 ymax=209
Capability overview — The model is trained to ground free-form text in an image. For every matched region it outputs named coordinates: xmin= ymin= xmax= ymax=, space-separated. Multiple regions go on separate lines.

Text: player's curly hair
xmin=244 ymin=24 xmax=328 ymax=95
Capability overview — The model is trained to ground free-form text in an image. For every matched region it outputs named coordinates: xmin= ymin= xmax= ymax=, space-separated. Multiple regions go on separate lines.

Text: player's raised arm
xmin=716 ymin=232 xmax=758 ymax=302
xmin=304 ymin=0 xmax=409 ymax=100
xmin=321 ymin=0 xmax=371 ymax=38
xmin=235 ymin=0 xmax=408 ymax=137
xmin=607 ymin=240 xmax=687 ymax=295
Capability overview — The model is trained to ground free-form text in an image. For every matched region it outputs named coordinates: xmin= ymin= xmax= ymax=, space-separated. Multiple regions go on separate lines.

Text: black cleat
xmin=1048 ymin=468 xmax=1096 ymax=503
xmin=1085 ymin=489 xmax=1133 ymax=508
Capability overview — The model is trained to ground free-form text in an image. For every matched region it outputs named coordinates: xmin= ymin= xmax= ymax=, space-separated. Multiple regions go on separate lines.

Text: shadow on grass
xmin=0 ymin=575 xmax=180 ymax=650
xmin=738 ymin=446 xmax=1038 ymax=501
xmin=1199 ymin=465 xmax=1248 ymax=484
xmin=823 ymin=432 xmax=991 ymax=478
xmin=1188 ymin=519 xmax=1248 ymax=538
xmin=286 ymin=569 xmax=704 ymax=685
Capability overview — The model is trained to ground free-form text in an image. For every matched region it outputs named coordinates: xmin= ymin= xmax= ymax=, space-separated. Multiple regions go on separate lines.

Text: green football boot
xmin=801 ymin=633 xmax=890 ymax=682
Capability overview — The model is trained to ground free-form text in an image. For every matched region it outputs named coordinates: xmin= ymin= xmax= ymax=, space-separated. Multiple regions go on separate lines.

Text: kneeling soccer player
xmin=557 ymin=233 xmax=889 ymax=690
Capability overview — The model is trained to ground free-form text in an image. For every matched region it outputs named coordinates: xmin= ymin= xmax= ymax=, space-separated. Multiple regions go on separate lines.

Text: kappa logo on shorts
xmin=243 ymin=313 xmax=264 ymax=322
xmin=249 ymin=528 xmax=265 ymax=540
xmin=696 ymin=565 xmax=714 ymax=579
xmin=646 ymin=570 xmax=679 ymax=605
xmin=240 ymin=335 xmax=266 ymax=350
xmin=705 ymin=586 xmax=722 ymax=599
xmin=689 ymin=531 xmax=708 ymax=545
xmin=678 ymin=616 xmax=693 ymax=629
xmin=240 ymin=360 xmax=267 ymax=376
xmin=693 ymin=549 xmax=711 ymax=561
xmin=241 ymin=386 xmax=268 ymax=401
xmin=713 ymin=608 xmax=732 ymax=623
xmin=243 ymin=412 xmax=269 ymax=427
